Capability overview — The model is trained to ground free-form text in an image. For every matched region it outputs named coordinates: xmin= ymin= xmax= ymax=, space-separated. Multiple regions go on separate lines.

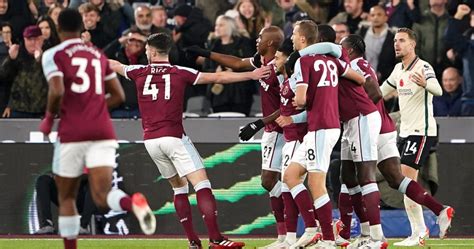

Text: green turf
xmin=1 ymin=238 xmax=474 ymax=249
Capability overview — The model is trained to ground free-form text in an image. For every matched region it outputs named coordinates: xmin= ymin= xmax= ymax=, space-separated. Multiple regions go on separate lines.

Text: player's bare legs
xmin=261 ymin=169 xmax=287 ymax=244
xmin=167 ymin=174 xmax=201 ymax=248
xmin=185 ymin=169 xmax=245 ymax=248
xmin=88 ymin=167 xmax=155 ymax=235
xmin=283 ymin=163 xmax=319 ymax=248
xmin=55 ymin=176 xmax=81 ymax=249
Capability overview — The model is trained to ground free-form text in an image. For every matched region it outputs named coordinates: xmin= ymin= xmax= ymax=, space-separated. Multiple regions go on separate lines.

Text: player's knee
xmin=261 ymin=175 xmax=278 ymax=192
xmin=90 ymin=191 xmax=108 ymax=211
xmin=341 ymin=174 xmax=358 ymax=188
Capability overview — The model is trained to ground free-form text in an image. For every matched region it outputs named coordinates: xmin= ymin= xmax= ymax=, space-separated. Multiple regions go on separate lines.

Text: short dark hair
xmin=277 ymin=38 xmax=294 ymax=57
xmin=397 ymin=27 xmax=417 ymax=41
xmin=295 ymin=20 xmax=318 ymax=44
xmin=58 ymin=8 xmax=83 ymax=33
xmin=317 ymin=24 xmax=336 ymax=43
xmin=342 ymin=34 xmax=366 ymax=55
xmin=147 ymin=33 xmax=173 ymax=54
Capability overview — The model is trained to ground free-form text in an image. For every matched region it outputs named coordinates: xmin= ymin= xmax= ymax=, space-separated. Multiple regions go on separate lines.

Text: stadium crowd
xmin=0 ymin=0 xmax=473 ymax=118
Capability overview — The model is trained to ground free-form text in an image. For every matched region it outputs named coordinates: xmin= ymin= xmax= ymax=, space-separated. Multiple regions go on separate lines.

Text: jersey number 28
xmin=143 ymin=74 xmax=171 ymax=100
xmin=314 ymin=60 xmax=338 ymax=87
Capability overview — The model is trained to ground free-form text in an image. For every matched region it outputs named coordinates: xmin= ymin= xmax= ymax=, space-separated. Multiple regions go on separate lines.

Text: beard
xmin=137 ymin=23 xmax=152 ymax=31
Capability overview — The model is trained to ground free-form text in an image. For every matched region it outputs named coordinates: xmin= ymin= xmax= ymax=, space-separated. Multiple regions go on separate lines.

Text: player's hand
xmin=39 ymin=111 xmax=55 ymax=136
xmin=411 ymin=70 xmax=427 ymax=88
xmin=455 ymin=4 xmax=471 ymax=19
xmin=285 ymin=51 xmax=300 ymax=76
xmin=251 ymin=52 xmax=262 ymax=67
xmin=251 ymin=66 xmax=271 ymax=80
xmin=184 ymin=45 xmax=211 ymax=58
xmin=239 ymin=119 xmax=264 ymax=141
xmin=275 ymin=115 xmax=293 ymax=127
xmin=81 ymin=31 xmax=91 ymax=43
xmin=8 ymin=44 xmax=19 ymax=60
xmin=2 ymin=107 xmax=10 ymax=118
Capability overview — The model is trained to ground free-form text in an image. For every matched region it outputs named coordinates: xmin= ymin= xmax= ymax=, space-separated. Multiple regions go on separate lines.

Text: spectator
xmin=0 ymin=0 xmax=34 ymax=42
xmin=196 ymin=0 xmax=234 ymax=26
xmin=234 ymin=0 xmax=266 ymax=42
xmin=151 ymin=5 xmax=173 ymax=33
xmin=434 ymin=67 xmax=463 ymax=116
xmin=329 ymin=0 xmax=365 ymax=34
xmin=38 ymin=0 xmax=67 ymax=17
xmin=332 ymin=22 xmax=350 ymax=44
xmin=173 ymin=4 xmax=212 ymax=68
xmin=0 ymin=25 xmax=47 ymax=118
xmin=383 ymin=0 xmax=420 ymax=28
xmin=1 ymin=22 xmax=12 ymax=47
xmin=283 ymin=11 xmax=311 ymax=38
xmin=47 ymin=3 xmax=64 ymax=26
xmin=358 ymin=5 xmax=396 ymax=83
xmin=224 ymin=9 xmax=250 ymax=38
xmin=132 ymin=5 xmax=159 ymax=36
xmin=413 ymin=0 xmax=450 ymax=78
xmin=0 ymin=22 xmax=12 ymax=113
xmin=34 ymin=173 xmax=96 ymax=235
xmin=445 ymin=4 xmax=474 ymax=116
xmin=37 ymin=16 xmax=60 ymax=50
xmin=104 ymin=28 xmax=147 ymax=119
xmin=88 ymin=0 xmax=126 ymax=45
xmin=203 ymin=15 xmax=255 ymax=116
xmin=79 ymin=2 xmax=114 ymax=48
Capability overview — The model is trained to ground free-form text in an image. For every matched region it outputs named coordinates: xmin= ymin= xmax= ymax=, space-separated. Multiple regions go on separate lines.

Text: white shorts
xmin=341 ymin=111 xmax=381 ymax=162
xmin=377 ymin=131 xmax=400 ymax=163
xmin=52 ymin=139 xmax=118 ymax=178
xmin=281 ymin=140 xmax=301 ymax=177
xmin=261 ymin=131 xmax=285 ymax=172
xmin=144 ymin=135 xmax=204 ymax=179
xmin=291 ymin=129 xmax=340 ymax=173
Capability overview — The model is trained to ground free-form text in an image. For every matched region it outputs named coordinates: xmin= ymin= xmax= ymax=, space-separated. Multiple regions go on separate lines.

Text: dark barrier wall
xmin=0 ymin=143 xmax=473 ymax=235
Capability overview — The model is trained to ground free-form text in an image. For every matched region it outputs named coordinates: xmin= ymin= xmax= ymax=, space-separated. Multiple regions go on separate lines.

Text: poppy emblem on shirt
xmin=400 ymin=79 xmax=404 ymax=87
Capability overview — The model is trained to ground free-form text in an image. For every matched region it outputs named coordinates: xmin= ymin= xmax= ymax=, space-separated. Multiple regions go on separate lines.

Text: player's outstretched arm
xmin=105 ymin=77 xmax=125 ymax=109
xmin=363 ymin=77 xmax=383 ymax=104
xmin=239 ymin=109 xmax=280 ymax=141
xmin=342 ymin=68 xmax=365 ymax=85
xmin=185 ymin=45 xmax=255 ymax=71
xmin=109 ymin=59 xmax=126 ymax=77
xmin=195 ymin=66 xmax=271 ymax=85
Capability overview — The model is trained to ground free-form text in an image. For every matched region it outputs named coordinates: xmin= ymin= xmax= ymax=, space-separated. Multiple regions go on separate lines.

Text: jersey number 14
xmin=143 ymin=74 xmax=171 ymax=100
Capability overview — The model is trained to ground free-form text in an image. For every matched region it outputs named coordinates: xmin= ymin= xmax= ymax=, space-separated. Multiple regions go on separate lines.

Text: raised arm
xmin=239 ymin=109 xmax=280 ymax=141
xmin=185 ymin=45 xmax=255 ymax=71
xmin=195 ymin=66 xmax=270 ymax=85
xmin=109 ymin=59 xmax=126 ymax=77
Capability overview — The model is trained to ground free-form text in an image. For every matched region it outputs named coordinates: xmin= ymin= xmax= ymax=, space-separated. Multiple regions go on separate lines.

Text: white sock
xmin=403 ymin=195 xmax=416 ymax=236
xmin=370 ymin=224 xmax=384 ymax=241
xmin=361 ymin=221 xmax=370 ymax=236
xmin=277 ymin=234 xmax=286 ymax=242
xmin=286 ymin=232 xmax=297 ymax=244
xmin=404 ymin=195 xmax=425 ymax=235
xmin=58 ymin=215 xmax=80 ymax=239
xmin=270 ymin=181 xmax=283 ymax=198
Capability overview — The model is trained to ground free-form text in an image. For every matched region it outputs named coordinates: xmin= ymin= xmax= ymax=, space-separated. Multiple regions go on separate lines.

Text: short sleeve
xmin=176 ymin=65 xmax=201 ymax=85
xmin=124 ymin=65 xmax=148 ymax=81
xmin=42 ymin=49 xmax=63 ymax=81
xmin=336 ymin=58 xmax=349 ymax=77
xmin=293 ymin=57 xmax=309 ymax=86
xmin=353 ymin=59 xmax=371 ymax=79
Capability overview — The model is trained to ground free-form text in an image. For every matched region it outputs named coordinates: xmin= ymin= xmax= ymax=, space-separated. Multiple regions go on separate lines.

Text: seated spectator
xmin=79 ymin=3 xmax=113 ymax=48
xmin=332 ymin=22 xmax=350 ymax=44
xmin=47 ymin=3 xmax=64 ymax=27
xmin=434 ymin=67 xmax=463 ymax=116
xmin=0 ymin=25 xmax=47 ymax=118
xmin=445 ymin=3 xmax=474 ymax=116
xmin=234 ymin=0 xmax=266 ymax=43
xmin=358 ymin=5 xmax=396 ymax=83
xmin=329 ymin=0 xmax=365 ymax=34
xmin=382 ymin=0 xmax=420 ymax=28
xmin=34 ymin=172 xmax=96 ymax=235
xmin=104 ymin=28 xmax=147 ymax=119
xmin=37 ymin=16 xmax=60 ymax=50
xmin=203 ymin=15 xmax=255 ymax=116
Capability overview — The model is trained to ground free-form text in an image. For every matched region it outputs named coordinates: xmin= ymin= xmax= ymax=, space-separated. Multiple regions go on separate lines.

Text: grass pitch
xmin=1 ymin=238 xmax=474 ymax=248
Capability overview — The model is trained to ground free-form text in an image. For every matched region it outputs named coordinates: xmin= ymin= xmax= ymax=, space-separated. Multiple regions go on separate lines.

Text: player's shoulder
xmin=174 ymin=64 xmax=199 ymax=74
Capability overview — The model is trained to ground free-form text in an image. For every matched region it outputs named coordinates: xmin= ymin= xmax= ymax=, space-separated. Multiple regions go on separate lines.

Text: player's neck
xmin=401 ymin=53 xmax=417 ymax=69
xmin=59 ymin=32 xmax=80 ymax=42
xmin=150 ymin=55 xmax=169 ymax=64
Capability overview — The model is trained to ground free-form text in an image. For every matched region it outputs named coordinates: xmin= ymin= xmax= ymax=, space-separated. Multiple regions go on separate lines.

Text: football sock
xmin=314 ymin=194 xmax=334 ymax=241
xmin=399 ymin=177 xmax=444 ymax=215
xmin=270 ymin=181 xmax=286 ymax=235
xmin=361 ymin=183 xmax=383 ymax=240
xmin=339 ymin=184 xmax=353 ymax=240
xmin=282 ymin=191 xmax=298 ymax=233
xmin=404 ymin=195 xmax=426 ymax=235
xmin=195 ymin=180 xmax=222 ymax=241
xmin=348 ymin=186 xmax=369 ymax=225
xmin=173 ymin=184 xmax=200 ymax=243
xmin=106 ymin=189 xmax=132 ymax=212
xmin=59 ymin=215 xmax=80 ymax=249
xmin=290 ymin=183 xmax=316 ymax=228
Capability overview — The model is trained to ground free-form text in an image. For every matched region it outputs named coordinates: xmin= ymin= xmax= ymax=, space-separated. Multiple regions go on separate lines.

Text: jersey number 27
xmin=143 ymin=74 xmax=171 ymax=100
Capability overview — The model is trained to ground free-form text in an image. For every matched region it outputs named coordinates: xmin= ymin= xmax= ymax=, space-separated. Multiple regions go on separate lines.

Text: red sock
xmin=196 ymin=188 xmax=222 ymax=241
xmin=315 ymin=195 xmax=334 ymax=241
xmin=119 ymin=196 xmax=132 ymax=212
xmin=174 ymin=194 xmax=200 ymax=243
xmin=338 ymin=192 xmax=353 ymax=240
xmin=406 ymin=181 xmax=443 ymax=215
xmin=270 ymin=196 xmax=286 ymax=235
xmin=361 ymin=183 xmax=381 ymax=225
xmin=349 ymin=191 xmax=368 ymax=223
xmin=282 ymin=192 xmax=298 ymax=232
xmin=291 ymin=186 xmax=317 ymax=228
xmin=63 ymin=238 xmax=77 ymax=249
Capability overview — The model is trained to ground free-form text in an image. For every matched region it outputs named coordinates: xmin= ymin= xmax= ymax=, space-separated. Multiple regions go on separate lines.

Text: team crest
xmin=282 ymin=85 xmax=289 ymax=95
